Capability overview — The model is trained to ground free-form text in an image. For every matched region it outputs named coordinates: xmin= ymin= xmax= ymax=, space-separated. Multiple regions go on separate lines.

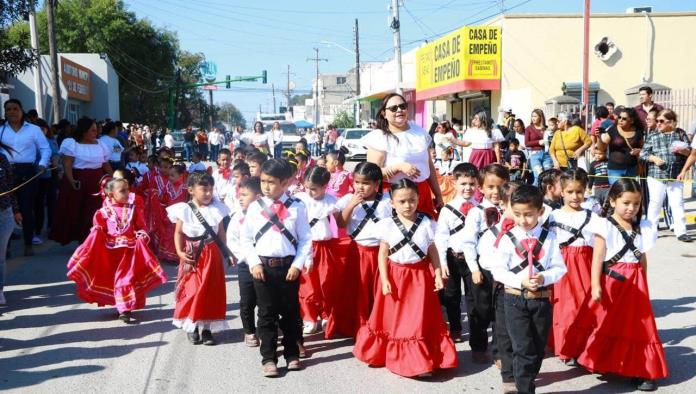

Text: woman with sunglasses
xmin=640 ymin=109 xmax=693 ymax=242
xmin=362 ymin=93 xmax=443 ymax=217
xmin=599 ymin=107 xmax=645 ymax=184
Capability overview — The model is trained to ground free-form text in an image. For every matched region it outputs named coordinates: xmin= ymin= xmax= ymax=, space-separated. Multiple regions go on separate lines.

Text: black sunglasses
xmin=386 ymin=103 xmax=408 ymax=112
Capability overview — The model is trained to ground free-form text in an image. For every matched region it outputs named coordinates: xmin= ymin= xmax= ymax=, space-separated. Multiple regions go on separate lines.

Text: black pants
xmin=254 ymin=263 xmax=301 ymax=364
xmin=13 ymin=165 xmax=38 ymax=246
xmin=462 ymin=264 xmax=495 ymax=353
xmin=34 ymin=177 xmax=57 ymax=235
xmin=494 ymin=284 xmax=514 ymax=383
xmin=440 ymin=250 xmax=466 ymax=332
xmin=237 ymin=263 xmax=257 ymax=335
xmin=504 ymin=293 xmax=552 ymax=394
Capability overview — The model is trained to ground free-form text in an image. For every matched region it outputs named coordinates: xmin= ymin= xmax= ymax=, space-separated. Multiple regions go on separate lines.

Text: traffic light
xmin=225 ymin=75 xmax=231 ymax=89
xmin=261 ymin=70 xmax=267 ymax=84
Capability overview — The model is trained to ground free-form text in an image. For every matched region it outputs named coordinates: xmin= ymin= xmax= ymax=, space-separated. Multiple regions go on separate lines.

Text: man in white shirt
xmin=1 ymin=99 xmax=51 ymax=255
xmin=208 ymin=128 xmax=225 ymax=162
xmin=163 ymin=130 xmax=175 ymax=150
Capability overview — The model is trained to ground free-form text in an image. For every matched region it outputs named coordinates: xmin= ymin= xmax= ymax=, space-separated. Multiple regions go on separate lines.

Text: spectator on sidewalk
xmin=183 ymin=126 xmax=195 ymax=162
xmin=196 ymin=129 xmax=209 ymax=160
xmin=271 ymin=122 xmax=284 ymax=158
xmin=598 ymin=107 xmax=644 ymax=184
xmin=634 ymin=86 xmax=665 ymax=124
xmin=209 ymin=127 xmax=224 ymax=162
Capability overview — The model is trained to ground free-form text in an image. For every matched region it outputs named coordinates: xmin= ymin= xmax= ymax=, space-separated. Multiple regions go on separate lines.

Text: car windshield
xmin=344 ymin=129 xmax=370 ymax=140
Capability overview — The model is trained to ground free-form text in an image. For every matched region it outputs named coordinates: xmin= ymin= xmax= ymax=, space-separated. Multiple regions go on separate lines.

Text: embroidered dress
xmin=67 ymin=193 xmax=167 ymax=313
xmin=157 ymin=179 xmax=188 ymax=262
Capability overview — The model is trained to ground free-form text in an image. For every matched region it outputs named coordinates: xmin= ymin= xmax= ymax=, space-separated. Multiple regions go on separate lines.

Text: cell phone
xmin=73 ymin=180 xmax=81 ymax=190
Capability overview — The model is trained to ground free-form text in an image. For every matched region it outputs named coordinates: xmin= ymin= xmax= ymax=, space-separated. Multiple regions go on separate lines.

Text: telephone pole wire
xmin=390 ymin=0 xmax=403 ymax=94
xmin=307 ymin=48 xmax=328 ymax=127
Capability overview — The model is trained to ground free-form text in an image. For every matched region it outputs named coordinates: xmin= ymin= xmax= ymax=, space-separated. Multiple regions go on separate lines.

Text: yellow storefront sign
xmin=416 ymin=26 xmax=501 ymax=100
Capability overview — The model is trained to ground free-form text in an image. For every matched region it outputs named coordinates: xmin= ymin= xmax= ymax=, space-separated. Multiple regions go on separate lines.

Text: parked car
xmin=336 ymin=128 xmax=371 ymax=161
xmin=171 ymin=130 xmax=185 ymax=158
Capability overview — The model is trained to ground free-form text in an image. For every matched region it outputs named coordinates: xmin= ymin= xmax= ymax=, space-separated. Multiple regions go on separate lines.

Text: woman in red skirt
xmin=50 ymin=117 xmax=112 ymax=245
xmin=361 ymin=93 xmax=443 ymax=218
xmin=335 ymin=162 xmax=393 ymax=336
xmin=581 ymin=179 xmax=668 ymax=392
xmin=67 ymin=178 xmax=167 ymax=323
xmin=549 ymin=169 xmax=602 ymax=364
xmin=353 ymin=178 xmax=457 ymax=378
xmin=157 ymin=164 xmax=188 ymax=263
xmin=167 ymin=172 xmax=232 ymax=346
xmin=450 ymin=111 xmax=505 ymax=170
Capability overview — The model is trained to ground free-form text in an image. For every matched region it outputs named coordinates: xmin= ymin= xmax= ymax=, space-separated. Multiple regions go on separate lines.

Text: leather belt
xmin=505 ymin=288 xmax=550 ymax=299
xmin=259 ymin=256 xmax=294 ymax=268
xmin=447 ymin=249 xmax=466 ymax=260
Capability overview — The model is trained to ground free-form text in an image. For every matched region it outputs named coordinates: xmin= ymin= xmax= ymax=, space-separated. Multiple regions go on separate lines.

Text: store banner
xmin=61 ymin=57 xmax=92 ymax=102
xmin=416 ymin=26 xmax=501 ymax=100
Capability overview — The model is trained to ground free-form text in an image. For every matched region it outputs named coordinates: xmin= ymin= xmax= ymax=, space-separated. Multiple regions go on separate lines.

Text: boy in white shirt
xmin=188 ymin=152 xmax=207 ymax=173
xmin=490 ymin=184 xmax=567 ymax=394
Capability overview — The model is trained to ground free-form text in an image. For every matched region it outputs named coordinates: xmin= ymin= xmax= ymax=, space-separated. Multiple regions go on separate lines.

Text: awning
xmin=294 ymin=120 xmax=314 ymax=128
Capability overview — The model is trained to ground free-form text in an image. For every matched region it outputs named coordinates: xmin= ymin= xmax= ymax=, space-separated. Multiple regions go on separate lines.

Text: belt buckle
xmin=267 ymin=257 xmax=282 ymax=267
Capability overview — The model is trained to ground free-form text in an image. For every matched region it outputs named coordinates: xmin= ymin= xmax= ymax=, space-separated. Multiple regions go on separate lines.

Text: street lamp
xmin=319 ymin=40 xmax=356 ymax=56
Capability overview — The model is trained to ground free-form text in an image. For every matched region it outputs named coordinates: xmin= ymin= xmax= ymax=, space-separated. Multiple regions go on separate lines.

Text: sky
xmin=123 ymin=0 xmax=696 ymax=123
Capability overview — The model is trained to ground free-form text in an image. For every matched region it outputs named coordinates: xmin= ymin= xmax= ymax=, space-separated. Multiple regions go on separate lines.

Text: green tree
xmin=217 ymin=102 xmax=246 ymax=129
xmin=290 ymin=93 xmax=312 ymax=106
xmin=333 ymin=110 xmax=354 ymax=129
xmin=0 ymin=0 xmax=39 ymax=75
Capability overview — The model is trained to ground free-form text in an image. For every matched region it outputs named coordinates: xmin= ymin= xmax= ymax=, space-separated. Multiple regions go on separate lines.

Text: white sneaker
xmin=32 ymin=236 xmax=43 ymax=245
xmin=321 ymin=319 xmax=328 ymax=332
xmin=0 ymin=291 xmax=6 ymax=306
xmin=302 ymin=321 xmax=317 ymax=335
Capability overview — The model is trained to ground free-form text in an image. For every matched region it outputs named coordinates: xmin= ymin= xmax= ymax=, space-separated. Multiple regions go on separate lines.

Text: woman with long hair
xmin=598 ymin=107 xmax=645 ymax=184
xmin=361 ymin=93 xmax=443 ymax=217
xmin=450 ymin=111 xmax=505 ymax=169
xmin=525 ymin=109 xmax=553 ymax=184
xmin=250 ymin=121 xmax=273 ymax=156
xmin=50 ymin=117 xmax=113 ymax=245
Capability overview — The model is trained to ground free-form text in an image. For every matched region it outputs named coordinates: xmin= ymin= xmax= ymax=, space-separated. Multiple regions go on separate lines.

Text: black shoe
xmin=636 ymin=379 xmax=657 ymax=391
xmin=564 ymin=358 xmax=579 ymax=367
xmin=677 ymin=234 xmax=693 ymax=242
xmin=187 ymin=329 xmax=202 ymax=345
xmin=118 ymin=311 xmax=133 ymax=324
xmin=201 ymin=329 xmax=216 ymax=346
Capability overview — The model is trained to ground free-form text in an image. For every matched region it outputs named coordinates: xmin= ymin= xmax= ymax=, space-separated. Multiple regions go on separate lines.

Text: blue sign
xmin=200 ymin=61 xmax=218 ymax=83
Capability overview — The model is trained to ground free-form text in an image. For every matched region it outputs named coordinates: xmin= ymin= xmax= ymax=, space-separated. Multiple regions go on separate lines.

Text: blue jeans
xmin=0 ymin=207 xmax=15 ymax=290
xmin=308 ymin=143 xmax=317 ymax=157
xmin=274 ymin=144 xmax=284 ymax=158
xmin=607 ymin=167 xmax=638 ymax=185
xmin=210 ymin=144 xmax=220 ymax=162
xmin=528 ymin=150 xmax=553 ymax=185
xmin=183 ymin=142 xmax=194 ymax=162
xmin=325 ymin=143 xmax=335 ymax=154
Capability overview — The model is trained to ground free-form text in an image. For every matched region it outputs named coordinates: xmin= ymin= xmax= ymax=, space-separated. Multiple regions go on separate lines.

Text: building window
xmin=67 ymin=102 xmax=80 ymax=124
xmin=563 ymin=82 xmax=600 ymax=107
xmin=336 ymin=76 xmax=347 ymax=85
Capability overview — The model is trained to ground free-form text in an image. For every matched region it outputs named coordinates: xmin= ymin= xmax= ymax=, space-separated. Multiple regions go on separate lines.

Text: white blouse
xmin=434 ymin=159 xmax=461 ymax=175
xmin=251 ymin=132 xmax=273 ymax=148
xmin=462 ymin=127 xmax=505 ymax=150
xmin=360 ymin=122 xmax=432 ymax=183
xmin=59 ymin=138 xmax=110 ymax=169
xmin=166 ymin=199 xmax=230 ymax=237
xmin=226 ymin=210 xmax=246 ymax=264
xmin=588 ymin=218 xmax=657 ymax=264
xmin=335 ymin=192 xmax=392 ymax=247
xmin=295 ymin=192 xmax=338 ymax=241
xmin=377 ymin=215 xmax=436 ymax=264
xmin=550 ymin=209 xmax=603 ymax=247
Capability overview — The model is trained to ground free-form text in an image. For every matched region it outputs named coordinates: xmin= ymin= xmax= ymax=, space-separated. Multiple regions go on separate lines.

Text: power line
xmin=112 ymin=67 xmax=168 ymax=94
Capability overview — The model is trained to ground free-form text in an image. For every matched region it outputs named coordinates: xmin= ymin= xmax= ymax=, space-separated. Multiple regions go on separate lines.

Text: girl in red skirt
xmin=141 ymin=154 xmax=173 ymax=251
xmin=353 ymin=178 xmax=457 ymax=378
xmin=549 ymin=168 xmax=602 ymax=365
xmin=335 ymin=162 xmax=392 ymax=335
xmin=167 ymin=172 xmax=232 ymax=346
xmin=450 ymin=111 xmax=505 ymax=169
xmin=157 ymin=164 xmax=188 ymax=263
xmin=580 ymin=178 xmax=667 ymax=391
xmin=67 ymin=177 xmax=167 ymax=323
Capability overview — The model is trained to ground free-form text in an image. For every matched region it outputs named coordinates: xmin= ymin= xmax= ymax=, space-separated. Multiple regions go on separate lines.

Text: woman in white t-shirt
xmin=449 ymin=111 xmax=504 ymax=169
xmin=361 ymin=93 xmax=443 ymax=217
xmin=49 ymin=117 xmax=112 ymax=246
xmin=251 ymin=121 xmax=273 ymax=156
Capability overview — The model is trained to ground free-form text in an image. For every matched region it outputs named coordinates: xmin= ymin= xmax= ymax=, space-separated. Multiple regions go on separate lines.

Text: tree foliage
xmin=0 ymin=0 xmax=39 ymax=75
xmin=333 ymin=110 xmax=354 ymax=129
xmin=290 ymin=93 xmax=312 ymax=106
xmin=217 ymin=102 xmax=246 ymax=129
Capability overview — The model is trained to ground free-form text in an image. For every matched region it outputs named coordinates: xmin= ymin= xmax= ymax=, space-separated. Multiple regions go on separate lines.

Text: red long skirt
xmin=416 ymin=180 xmax=438 ymax=219
xmin=173 ymin=242 xmax=228 ymax=332
xmin=67 ymin=228 xmax=167 ymax=313
xmin=348 ymin=243 xmax=380 ymax=331
xmin=469 ymin=148 xmax=497 ymax=170
xmin=578 ymin=263 xmax=669 ymax=380
xmin=353 ymin=259 xmax=458 ymax=377
xmin=324 ymin=237 xmax=360 ymax=338
xmin=50 ymin=168 xmax=104 ymax=245
xmin=553 ymin=245 xmax=594 ymax=359
xmin=156 ymin=206 xmax=178 ymax=263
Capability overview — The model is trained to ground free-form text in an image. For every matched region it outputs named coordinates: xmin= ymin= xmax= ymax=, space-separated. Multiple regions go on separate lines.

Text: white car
xmin=336 ymin=128 xmax=371 ymax=161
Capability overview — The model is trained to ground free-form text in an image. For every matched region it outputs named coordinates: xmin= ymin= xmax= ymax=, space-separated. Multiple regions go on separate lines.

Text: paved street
xmin=1 ymin=200 xmax=695 ymax=393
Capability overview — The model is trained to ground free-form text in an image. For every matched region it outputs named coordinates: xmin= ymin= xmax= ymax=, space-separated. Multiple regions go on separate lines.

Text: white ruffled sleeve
xmin=207 ymin=199 xmax=231 ymax=228
xmin=586 ymin=216 xmax=609 ymax=240
xmin=98 ymin=140 xmax=111 ymax=162
xmin=375 ymin=217 xmax=392 ymax=243
xmin=58 ymin=138 xmax=77 ymax=156
xmin=166 ymin=202 xmax=189 ymax=224
xmin=360 ymin=129 xmax=389 ymax=152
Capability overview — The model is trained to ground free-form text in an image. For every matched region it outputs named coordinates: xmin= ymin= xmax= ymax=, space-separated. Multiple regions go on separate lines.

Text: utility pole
xmin=390 ymin=0 xmax=403 ymax=94
xmin=28 ymin=9 xmax=43 ymax=119
xmin=307 ymin=48 xmax=327 ymax=126
xmin=582 ymin=0 xmax=591 ymax=130
xmin=208 ymin=89 xmax=214 ymax=130
xmin=271 ymin=83 xmax=276 ymax=113
xmin=282 ymin=65 xmax=295 ymax=117
xmin=46 ymin=0 xmax=61 ymax=123
xmin=354 ymin=18 xmax=361 ymax=126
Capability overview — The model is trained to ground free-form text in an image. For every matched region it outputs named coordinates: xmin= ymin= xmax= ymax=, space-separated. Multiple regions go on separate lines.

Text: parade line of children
xmin=66 ymin=143 xmax=668 ymax=393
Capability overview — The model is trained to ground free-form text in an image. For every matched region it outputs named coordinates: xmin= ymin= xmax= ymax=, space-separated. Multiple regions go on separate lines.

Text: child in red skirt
xmin=167 ymin=172 xmax=232 ymax=346
xmin=67 ymin=177 xmax=167 ymax=323
xmin=335 ymin=162 xmax=392 ymax=334
xmin=549 ymin=168 xmax=601 ymax=365
xmin=326 ymin=148 xmax=353 ymax=198
xmin=580 ymin=178 xmax=667 ymax=391
xmin=227 ymin=176 xmax=261 ymax=347
xmin=353 ymin=178 xmax=457 ymax=378
xmin=142 ymin=154 xmax=173 ymax=251
xmin=157 ymin=164 xmax=188 ymax=263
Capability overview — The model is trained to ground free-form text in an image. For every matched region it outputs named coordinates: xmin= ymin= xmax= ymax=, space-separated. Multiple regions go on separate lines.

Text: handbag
xmin=558 ymin=129 xmax=577 ymax=169
xmin=617 ymin=126 xmax=645 ymax=176
xmin=187 ymin=202 xmax=235 ymax=263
